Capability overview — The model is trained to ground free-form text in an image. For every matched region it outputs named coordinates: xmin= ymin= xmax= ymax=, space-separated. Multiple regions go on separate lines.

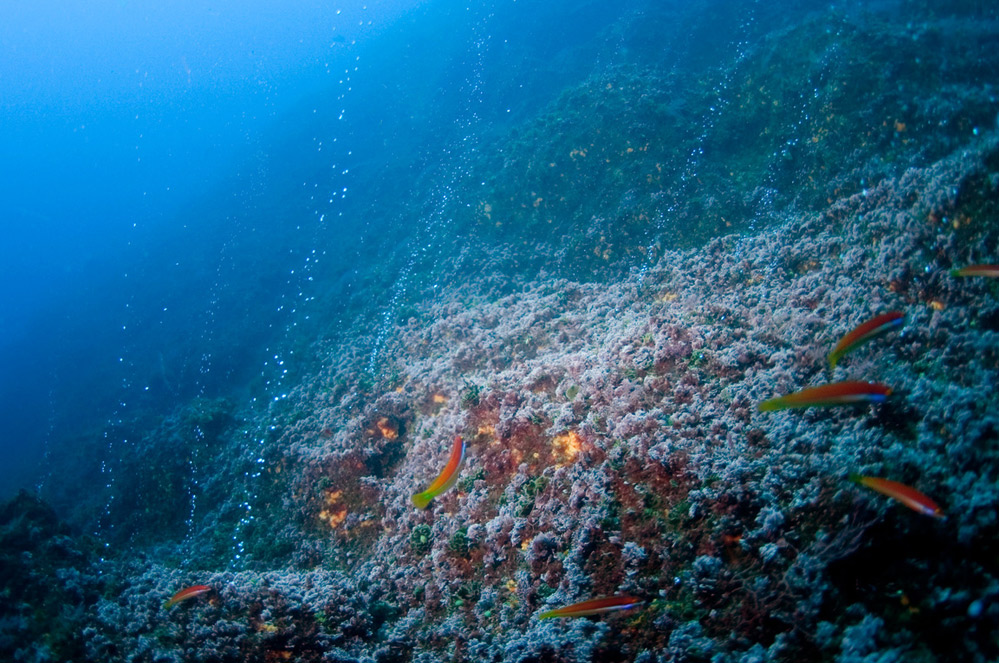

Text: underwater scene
xmin=2 ymin=0 xmax=999 ymax=661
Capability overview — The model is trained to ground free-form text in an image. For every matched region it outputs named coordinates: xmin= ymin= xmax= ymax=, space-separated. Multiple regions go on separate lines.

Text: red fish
xmin=164 ymin=584 xmax=211 ymax=609
xmin=537 ymin=595 xmax=644 ymax=619
xmin=412 ymin=435 xmax=466 ymax=509
xmin=828 ymin=311 xmax=904 ymax=369
xmin=758 ymin=381 xmax=891 ymax=411
xmin=850 ymin=474 xmax=945 ymax=519
xmin=950 ymin=264 xmax=999 ymax=278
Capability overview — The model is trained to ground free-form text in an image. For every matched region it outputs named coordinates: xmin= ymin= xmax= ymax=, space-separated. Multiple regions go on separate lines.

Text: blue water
xmin=1 ymin=0 xmax=420 ymax=493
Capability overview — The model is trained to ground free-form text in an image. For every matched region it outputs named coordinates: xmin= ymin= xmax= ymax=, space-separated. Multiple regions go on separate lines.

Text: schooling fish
xmin=412 ymin=435 xmax=466 ymax=509
xmin=537 ymin=594 xmax=644 ymax=619
xmin=950 ymin=264 xmax=999 ymax=278
xmin=758 ymin=381 xmax=891 ymax=412
xmin=827 ymin=311 xmax=904 ymax=369
xmin=850 ymin=473 xmax=945 ymax=519
xmin=164 ymin=584 xmax=211 ymax=609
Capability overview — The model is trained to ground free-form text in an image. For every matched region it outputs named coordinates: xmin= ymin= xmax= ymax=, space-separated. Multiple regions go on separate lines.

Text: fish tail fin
xmin=847 ymin=472 xmax=864 ymax=485
xmin=757 ymin=398 xmax=782 ymax=412
xmin=411 ymin=492 xmax=432 ymax=510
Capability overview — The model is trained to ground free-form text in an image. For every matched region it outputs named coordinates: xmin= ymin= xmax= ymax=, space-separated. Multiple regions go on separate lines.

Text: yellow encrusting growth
xmin=552 ymin=430 xmax=583 ymax=466
xmin=375 ymin=417 xmax=399 ymax=439
xmin=318 ymin=489 xmax=348 ymax=529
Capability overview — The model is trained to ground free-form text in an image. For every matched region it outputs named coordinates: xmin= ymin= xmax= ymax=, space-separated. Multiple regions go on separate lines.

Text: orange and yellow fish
xmin=537 ymin=594 xmax=644 ymax=619
xmin=828 ymin=311 xmax=904 ymax=369
xmin=950 ymin=264 xmax=999 ymax=278
xmin=164 ymin=584 xmax=211 ymax=609
xmin=758 ymin=381 xmax=891 ymax=412
xmin=412 ymin=435 xmax=466 ymax=509
xmin=850 ymin=474 xmax=945 ymax=519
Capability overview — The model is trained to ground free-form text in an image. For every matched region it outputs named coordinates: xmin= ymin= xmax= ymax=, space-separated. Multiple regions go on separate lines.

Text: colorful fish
xmin=827 ymin=311 xmax=904 ymax=369
xmin=537 ymin=594 xmax=644 ymax=619
xmin=950 ymin=264 xmax=999 ymax=278
xmin=164 ymin=584 xmax=211 ymax=609
xmin=850 ymin=474 xmax=945 ymax=519
xmin=412 ymin=435 xmax=466 ymax=509
xmin=758 ymin=381 xmax=891 ymax=412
